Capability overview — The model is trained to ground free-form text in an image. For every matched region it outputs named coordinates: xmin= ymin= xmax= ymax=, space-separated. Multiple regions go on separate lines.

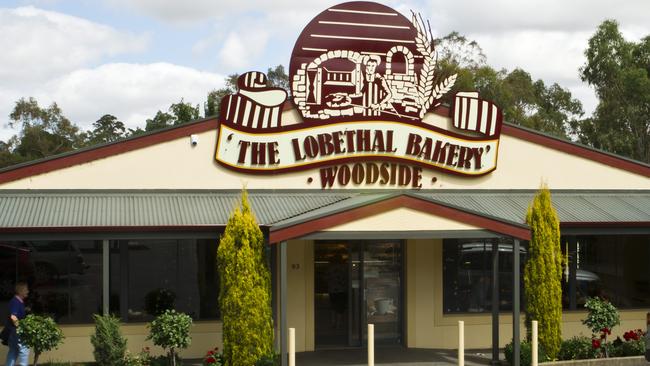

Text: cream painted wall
xmin=326 ymin=207 xmax=481 ymax=232
xmin=1 ymin=111 xmax=648 ymax=190
xmin=0 ymin=322 xmax=222 ymax=363
xmin=286 ymin=240 xmax=315 ymax=352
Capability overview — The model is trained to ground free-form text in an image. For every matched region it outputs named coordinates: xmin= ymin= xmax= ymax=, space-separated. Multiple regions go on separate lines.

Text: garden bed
xmin=543 ymin=356 xmax=646 ymax=366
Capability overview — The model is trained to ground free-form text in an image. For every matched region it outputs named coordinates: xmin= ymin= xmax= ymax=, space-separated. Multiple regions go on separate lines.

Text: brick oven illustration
xmin=292 ymin=44 xmax=422 ymax=120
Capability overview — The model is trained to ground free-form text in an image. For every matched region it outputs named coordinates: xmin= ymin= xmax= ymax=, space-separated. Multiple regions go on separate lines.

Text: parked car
xmin=17 ymin=241 xmax=89 ymax=284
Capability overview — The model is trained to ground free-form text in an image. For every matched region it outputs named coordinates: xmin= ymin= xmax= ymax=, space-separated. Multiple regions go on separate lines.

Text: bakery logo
xmin=215 ymin=1 xmax=503 ymax=189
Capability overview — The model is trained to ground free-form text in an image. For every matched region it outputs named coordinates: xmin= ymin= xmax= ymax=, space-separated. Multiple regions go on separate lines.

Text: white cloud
xmin=0 ymin=6 xmax=148 ymax=85
xmin=0 ymin=63 xmax=225 ymax=141
xmin=217 ymin=31 xmax=269 ymax=70
xmin=107 ymin=0 xmax=341 ymax=24
xmin=428 ymin=0 xmax=650 ymax=33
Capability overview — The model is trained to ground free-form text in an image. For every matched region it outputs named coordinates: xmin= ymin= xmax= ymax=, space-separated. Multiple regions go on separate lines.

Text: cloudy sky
xmin=1 ymin=0 xmax=649 ymax=142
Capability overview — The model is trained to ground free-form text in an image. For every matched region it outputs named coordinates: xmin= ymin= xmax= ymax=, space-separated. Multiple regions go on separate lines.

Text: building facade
xmin=1 ymin=1 xmax=649 ymax=362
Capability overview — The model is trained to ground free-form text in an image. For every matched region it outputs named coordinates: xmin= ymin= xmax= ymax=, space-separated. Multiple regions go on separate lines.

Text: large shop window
xmin=562 ymin=234 xmax=650 ymax=310
xmin=110 ymin=239 xmax=220 ymax=322
xmin=0 ymin=240 xmax=102 ymax=324
xmin=443 ymin=238 xmax=526 ymax=314
xmin=444 ymin=235 xmax=650 ymax=314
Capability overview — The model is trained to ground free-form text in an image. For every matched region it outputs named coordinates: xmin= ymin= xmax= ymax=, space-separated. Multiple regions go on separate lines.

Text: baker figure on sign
xmin=349 ymin=55 xmax=393 ymax=117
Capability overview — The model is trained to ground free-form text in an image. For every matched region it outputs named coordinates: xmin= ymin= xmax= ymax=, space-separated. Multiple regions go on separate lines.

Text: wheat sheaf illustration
xmin=411 ymin=12 xmax=457 ymax=118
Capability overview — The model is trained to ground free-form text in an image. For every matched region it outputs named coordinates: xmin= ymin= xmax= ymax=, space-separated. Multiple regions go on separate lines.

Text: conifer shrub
xmin=524 ymin=186 xmax=563 ymax=359
xmin=91 ymin=314 xmax=127 ymax=366
xmin=217 ymin=190 xmax=274 ymax=366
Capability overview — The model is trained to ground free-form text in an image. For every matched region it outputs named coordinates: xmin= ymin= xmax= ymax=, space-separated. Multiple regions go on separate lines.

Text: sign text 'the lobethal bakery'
xmin=215 ymin=1 xmax=503 ymax=189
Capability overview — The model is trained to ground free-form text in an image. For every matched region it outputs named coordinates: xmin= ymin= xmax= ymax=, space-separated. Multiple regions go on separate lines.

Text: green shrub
xmin=582 ymin=297 xmax=620 ymax=357
xmin=524 ymin=186 xmax=563 ymax=359
xmin=504 ymin=339 xmax=549 ymax=366
xmin=217 ymin=190 xmax=274 ymax=366
xmin=254 ymin=353 xmax=279 ymax=366
xmin=558 ymin=336 xmax=599 ymax=360
xmin=17 ymin=314 xmax=65 ymax=366
xmin=611 ymin=337 xmax=646 ymax=357
xmin=91 ymin=314 xmax=127 ymax=366
xmin=582 ymin=297 xmax=620 ymax=334
xmin=147 ymin=309 xmax=192 ymax=366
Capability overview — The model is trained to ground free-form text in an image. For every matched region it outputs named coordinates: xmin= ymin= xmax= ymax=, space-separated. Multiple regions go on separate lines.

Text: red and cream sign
xmin=215 ymin=1 xmax=503 ymax=189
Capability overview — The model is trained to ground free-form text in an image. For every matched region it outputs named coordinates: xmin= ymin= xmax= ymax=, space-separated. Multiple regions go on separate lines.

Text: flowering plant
xmin=609 ymin=329 xmax=647 ymax=357
xmin=582 ymin=297 xmax=620 ymax=358
xmin=623 ymin=329 xmax=645 ymax=342
xmin=203 ymin=347 xmax=223 ymax=366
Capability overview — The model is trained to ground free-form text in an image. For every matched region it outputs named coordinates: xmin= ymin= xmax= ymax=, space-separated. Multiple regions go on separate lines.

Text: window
xmin=443 ymin=238 xmax=526 ymax=313
xmin=562 ymin=234 xmax=650 ymax=310
xmin=0 ymin=240 xmax=102 ymax=324
xmin=110 ymin=239 xmax=220 ymax=322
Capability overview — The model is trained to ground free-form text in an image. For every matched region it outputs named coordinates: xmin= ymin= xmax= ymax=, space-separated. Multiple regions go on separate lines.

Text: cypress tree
xmin=217 ymin=190 xmax=274 ymax=366
xmin=524 ymin=185 xmax=562 ymax=359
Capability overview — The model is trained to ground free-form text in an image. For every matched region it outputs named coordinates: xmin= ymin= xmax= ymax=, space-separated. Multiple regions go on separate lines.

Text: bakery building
xmin=1 ymin=1 xmax=649 ymax=363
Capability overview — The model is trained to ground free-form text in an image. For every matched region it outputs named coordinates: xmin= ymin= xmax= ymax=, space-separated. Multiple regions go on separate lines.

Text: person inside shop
xmin=4 ymin=282 xmax=30 ymax=366
xmin=327 ymin=251 xmax=348 ymax=329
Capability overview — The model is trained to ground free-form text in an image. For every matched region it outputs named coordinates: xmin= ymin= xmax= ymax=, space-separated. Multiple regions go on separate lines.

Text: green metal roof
xmin=423 ymin=190 xmax=650 ymax=224
xmin=0 ymin=191 xmax=355 ymax=228
xmin=0 ymin=190 xmax=648 ymax=231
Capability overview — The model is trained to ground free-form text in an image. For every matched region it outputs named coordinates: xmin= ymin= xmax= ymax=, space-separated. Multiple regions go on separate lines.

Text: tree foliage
xmin=524 ymin=186 xmax=563 ymax=359
xmin=145 ymin=98 xmax=200 ymax=131
xmin=435 ymin=34 xmax=584 ymax=139
xmin=17 ymin=314 xmax=65 ymax=366
xmin=8 ymin=97 xmax=85 ymax=161
xmin=574 ymin=20 xmax=650 ymax=163
xmin=217 ymin=190 xmax=274 ymax=366
xmin=88 ymin=114 xmax=127 ymax=145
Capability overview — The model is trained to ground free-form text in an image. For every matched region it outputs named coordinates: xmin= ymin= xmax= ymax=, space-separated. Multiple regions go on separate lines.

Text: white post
xmin=532 ymin=320 xmax=538 ymax=366
xmin=368 ymin=323 xmax=374 ymax=366
xmin=289 ymin=327 xmax=295 ymax=366
xmin=458 ymin=320 xmax=464 ymax=366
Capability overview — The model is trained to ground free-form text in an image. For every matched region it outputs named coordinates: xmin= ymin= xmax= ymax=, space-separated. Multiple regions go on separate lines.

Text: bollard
xmin=458 ymin=320 xmax=464 ymax=366
xmin=368 ymin=324 xmax=374 ymax=366
xmin=532 ymin=321 xmax=538 ymax=366
xmin=289 ymin=327 xmax=295 ymax=366
xmin=646 ymin=313 xmax=650 ymax=362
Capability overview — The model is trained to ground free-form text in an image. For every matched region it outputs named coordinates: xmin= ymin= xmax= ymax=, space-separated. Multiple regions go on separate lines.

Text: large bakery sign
xmin=215 ymin=1 xmax=503 ymax=189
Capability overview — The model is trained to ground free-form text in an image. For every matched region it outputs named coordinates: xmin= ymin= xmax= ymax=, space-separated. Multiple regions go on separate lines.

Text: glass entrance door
xmin=315 ymin=240 xmax=403 ymax=348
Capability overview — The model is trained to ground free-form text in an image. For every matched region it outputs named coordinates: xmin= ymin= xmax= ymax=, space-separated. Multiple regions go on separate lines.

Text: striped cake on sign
xmin=220 ymin=71 xmax=288 ymax=129
xmin=452 ymin=92 xmax=503 ymax=137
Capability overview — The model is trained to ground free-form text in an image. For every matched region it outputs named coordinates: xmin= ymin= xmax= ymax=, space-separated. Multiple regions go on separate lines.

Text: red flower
xmin=207 ymin=350 xmax=215 ymax=356
xmin=206 ymin=358 xmax=216 ymax=364
xmin=600 ymin=327 xmax=611 ymax=335
xmin=592 ymin=339 xmax=601 ymax=349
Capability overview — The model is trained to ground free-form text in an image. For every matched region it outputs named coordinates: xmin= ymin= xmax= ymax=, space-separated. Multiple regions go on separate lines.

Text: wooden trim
xmin=0 ymin=119 xmax=218 ymax=185
xmin=269 ymin=195 xmax=530 ymax=243
xmin=501 ymin=124 xmax=650 ymax=178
